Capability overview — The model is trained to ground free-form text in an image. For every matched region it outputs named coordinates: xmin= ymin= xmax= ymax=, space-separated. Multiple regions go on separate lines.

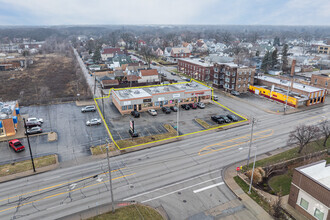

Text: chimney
xmin=290 ymin=59 xmax=296 ymax=90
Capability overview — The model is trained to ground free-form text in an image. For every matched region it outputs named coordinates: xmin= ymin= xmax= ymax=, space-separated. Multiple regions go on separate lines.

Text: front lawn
xmin=268 ymin=173 xmax=292 ymax=196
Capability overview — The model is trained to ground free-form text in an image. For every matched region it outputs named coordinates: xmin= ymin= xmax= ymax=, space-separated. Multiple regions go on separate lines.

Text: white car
xmin=27 ymin=117 xmax=43 ymax=123
xmin=148 ymin=109 xmax=157 ymax=116
xmin=86 ymin=118 xmax=101 ymax=126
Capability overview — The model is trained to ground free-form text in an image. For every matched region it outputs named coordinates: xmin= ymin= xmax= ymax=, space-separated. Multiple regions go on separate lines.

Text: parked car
xmin=81 ymin=105 xmax=96 ymax=113
xmin=185 ymin=78 xmax=191 ymax=82
xmin=219 ymin=115 xmax=231 ymax=123
xmin=227 ymin=114 xmax=238 ymax=122
xmin=9 ymin=139 xmax=25 ymax=152
xmin=148 ymin=109 xmax=157 ymax=116
xmin=152 ymin=62 xmax=157 ymax=65
xmin=27 ymin=117 xmax=43 ymax=123
xmin=171 ymin=72 xmax=176 ymax=75
xmin=25 ymin=126 xmax=42 ymax=135
xmin=129 ymin=129 xmax=139 ymax=137
xmin=212 ymin=95 xmax=219 ymax=101
xmin=188 ymin=103 xmax=198 ymax=109
xmin=171 ymin=79 xmax=178 ymax=83
xmin=181 ymin=104 xmax=190 ymax=110
xmin=197 ymin=102 xmax=205 ymax=109
xmin=211 ymin=116 xmax=225 ymax=124
xmin=162 ymin=107 xmax=171 ymax=114
xmin=170 ymin=106 xmax=178 ymax=112
xmin=26 ymin=121 xmax=41 ymax=128
xmin=231 ymin=91 xmax=240 ymax=96
xmin=131 ymin=110 xmax=140 ymax=118
xmin=86 ymin=118 xmax=102 ymax=126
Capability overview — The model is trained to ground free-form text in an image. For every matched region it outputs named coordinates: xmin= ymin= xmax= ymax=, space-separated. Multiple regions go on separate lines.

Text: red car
xmin=9 ymin=139 xmax=25 ymax=152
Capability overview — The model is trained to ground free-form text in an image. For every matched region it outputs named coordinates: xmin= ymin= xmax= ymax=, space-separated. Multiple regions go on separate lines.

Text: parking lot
xmin=0 ymin=103 xmax=108 ymax=163
xmin=98 ymin=97 xmax=245 ymax=141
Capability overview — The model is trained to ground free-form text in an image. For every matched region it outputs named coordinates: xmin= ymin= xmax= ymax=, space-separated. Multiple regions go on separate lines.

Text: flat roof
xmin=179 ymin=58 xmax=212 ymax=67
xmin=114 ymin=81 xmax=211 ymax=100
xmin=297 ymin=160 xmax=330 ymax=189
xmin=0 ymin=101 xmax=16 ymax=120
xmin=256 ymin=75 xmax=323 ymax=93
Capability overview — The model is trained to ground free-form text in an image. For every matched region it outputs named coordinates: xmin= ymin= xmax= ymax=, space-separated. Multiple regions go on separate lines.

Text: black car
xmin=181 ymin=104 xmax=190 ymax=110
xmin=129 ymin=129 xmax=139 ymax=137
xmin=219 ymin=115 xmax=231 ymax=123
xmin=227 ymin=114 xmax=238 ymax=122
xmin=131 ymin=110 xmax=140 ymax=118
xmin=26 ymin=121 xmax=41 ymax=128
xmin=170 ymin=106 xmax=178 ymax=112
xmin=188 ymin=103 xmax=197 ymax=109
xmin=170 ymin=72 xmax=176 ymax=75
xmin=162 ymin=107 xmax=171 ymax=114
xmin=25 ymin=126 xmax=42 ymax=135
xmin=211 ymin=115 xmax=225 ymax=124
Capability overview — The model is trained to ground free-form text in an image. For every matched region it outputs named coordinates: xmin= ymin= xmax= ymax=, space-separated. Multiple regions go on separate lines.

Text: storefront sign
xmin=158 ymin=97 xmax=165 ymax=101
xmin=173 ymin=94 xmax=180 ymax=98
xmin=124 ymin=101 xmax=131 ymax=105
xmin=194 ymin=92 xmax=204 ymax=95
xmin=143 ymin=98 xmax=151 ymax=103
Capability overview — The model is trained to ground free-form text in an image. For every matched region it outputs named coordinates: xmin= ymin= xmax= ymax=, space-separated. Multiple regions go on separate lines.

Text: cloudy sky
xmin=0 ymin=0 xmax=329 ymax=26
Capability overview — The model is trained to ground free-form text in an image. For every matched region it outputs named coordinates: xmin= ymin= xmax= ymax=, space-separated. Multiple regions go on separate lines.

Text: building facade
xmin=288 ymin=160 xmax=330 ymax=220
xmin=318 ymin=45 xmax=330 ymax=55
xmin=213 ymin=63 xmax=255 ymax=94
xmin=177 ymin=59 xmax=213 ymax=82
xmin=112 ymin=81 xmax=212 ymax=114
xmin=311 ymin=73 xmax=330 ymax=93
xmin=0 ymin=101 xmax=20 ymax=137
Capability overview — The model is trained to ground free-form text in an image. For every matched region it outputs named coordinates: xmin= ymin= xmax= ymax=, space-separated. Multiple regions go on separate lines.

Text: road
xmin=0 ymin=101 xmax=328 ymax=219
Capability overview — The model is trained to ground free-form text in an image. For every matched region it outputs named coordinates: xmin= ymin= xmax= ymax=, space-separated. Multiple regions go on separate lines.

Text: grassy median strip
xmin=88 ymin=204 xmax=164 ymax=220
xmin=0 ymin=155 xmax=57 ymax=177
xmin=90 ymin=144 xmax=116 ymax=155
xmin=233 ymin=176 xmax=271 ymax=213
xmin=116 ymin=124 xmax=177 ymax=148
xmin=195 ymin=118 xmax=218 ymax=129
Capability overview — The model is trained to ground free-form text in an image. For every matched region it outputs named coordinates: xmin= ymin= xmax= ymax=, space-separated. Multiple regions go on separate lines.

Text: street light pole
xmin=94 ymin=75 xmax=96 ymax=96
xmin=105 ymin=140 xmax=115 ymax=213
xmin=101 ymin=90 xmax=105 ymax=119
xmin=284 ymin=83 xmax=290 ymax=114
xmin=248 ymin=146 xmax=258 ymax=194
xmin=23 ymin=118 xmax=36 ymax=172
xmin=176 ymin=101 xmax=180 ymax=136
xmin=246 ymin=118 xmax=256 ymax=169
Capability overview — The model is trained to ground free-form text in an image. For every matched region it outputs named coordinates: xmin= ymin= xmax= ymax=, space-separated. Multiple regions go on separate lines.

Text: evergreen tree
xmin=281 ymin=44 xmax=288 ymax=73
xmin=261 ymin=51 xmax=271 ymax=73
xmin=92 ymin=47 xmax=101 ymax=63
xmin=256 ymin=50 xmax=260 ymax=57
xmin=273 ymin=36 xmax=280 ymax=46
xmin=271 ymin=48 xmax=278 ymax=68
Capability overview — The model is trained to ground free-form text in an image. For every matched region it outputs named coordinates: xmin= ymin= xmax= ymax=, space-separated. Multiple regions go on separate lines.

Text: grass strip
xmin=88 ymin=204 xmax=164 ymax=220
xmin=268 ymin=173 xmax=292 ymax=196
xmin=195 ymin=118 xmax=218 ymax=129
xmin=0 ymin=155 xmax=57 ymax=177
xmin=90 ymin=144 xmax=116 ymax=155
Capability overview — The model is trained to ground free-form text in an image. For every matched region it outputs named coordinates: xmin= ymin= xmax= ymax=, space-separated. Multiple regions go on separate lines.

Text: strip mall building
xmin=112 ymin=81 xmax=212 ymax=114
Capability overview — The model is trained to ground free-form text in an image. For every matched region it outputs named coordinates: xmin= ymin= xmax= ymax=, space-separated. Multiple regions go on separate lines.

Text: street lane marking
xmin=123 ymin=170 xmax=222 ymax=201
xmin=297 ymin=112 xmax=330 ymax=123
xmin=199 ymin=129 xmax=274 ymax=156
xmin=141 ymin=177 xmax=222 ymax=203
xmin=0 ymin=173 xmax=136 ymax=214
xmin=0 ymin=167 xmax=126 ymax=203
xmin=193 ymin=182 xmax=224 ymax=193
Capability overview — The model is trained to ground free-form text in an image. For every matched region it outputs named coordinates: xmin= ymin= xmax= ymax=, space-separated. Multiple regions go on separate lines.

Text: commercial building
xmin=311 ymin=73 xmax=330 ymax=93
xmin=112 ymin=81 xmax=212 ymax=114
xmin=213 ymin=63 xmax=255 ymax=94
xmin=177 ymin=58 xmax=213 ymax=82
xmin=288 ymin=160 xmax=329 ymax=220
xmin=255 ymin=75 xmax=326 ymax=106
xmin=318 ymin=45 xmax=330 ymax=55
xmin=0 ymin=101 xmax=20 ymax=137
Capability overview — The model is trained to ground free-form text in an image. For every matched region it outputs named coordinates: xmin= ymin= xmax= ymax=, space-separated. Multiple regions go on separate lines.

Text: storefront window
xmin=184 ymin=98 xmax=190 ymax=102
xmin=154 ymin=101 xmax=160 ymax=106
xmin=143 ymin=103 xmax=152 ymax=108
xmin=122 ymin=106 xmax=127 ymax=110
xmin=164 ymin=100 xmax=168 ymax=105
xmin=128 ymin=105 xmax=133 ymax=110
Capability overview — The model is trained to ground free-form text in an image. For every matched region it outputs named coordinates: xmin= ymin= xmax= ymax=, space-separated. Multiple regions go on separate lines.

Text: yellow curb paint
xmin=94 ymin=79 xmax=248 ymax=150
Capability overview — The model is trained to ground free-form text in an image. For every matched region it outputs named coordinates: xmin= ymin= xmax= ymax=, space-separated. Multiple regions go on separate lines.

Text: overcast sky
xmin=0 ymin=0 xmax=329 ymax=26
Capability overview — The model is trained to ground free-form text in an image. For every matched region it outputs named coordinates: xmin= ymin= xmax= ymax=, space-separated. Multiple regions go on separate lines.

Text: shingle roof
xmin=102 ymin=48 xmax=123 ymax=55
xmin=140 ymin=69 xmax=158 ymax=76
xmin=171 ymin=47 xmax=190 ymax=54
xmin=102 ymin=79 xmax=119 ymax=86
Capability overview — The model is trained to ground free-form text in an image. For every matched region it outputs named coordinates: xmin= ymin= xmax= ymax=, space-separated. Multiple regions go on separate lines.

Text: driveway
xmin=0 ymin=103 xmax=108 ymax=163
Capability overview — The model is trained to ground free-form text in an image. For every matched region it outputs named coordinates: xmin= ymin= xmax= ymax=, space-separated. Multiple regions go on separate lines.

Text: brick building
xmin=213 ymin=63 xmax=255 ymax=94
xmin=311 ymin=73 xmax=330 ymax=93
xmin=177 ymin=58 xmax=213 ymax=82
xmin=288 ymin=160 xmax=329 ymax=220
xmin=318 ymin=45 xmax=330 ymax=55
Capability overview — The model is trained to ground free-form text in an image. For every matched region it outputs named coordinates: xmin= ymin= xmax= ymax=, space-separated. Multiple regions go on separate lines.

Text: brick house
xmin=177 ymin=58 xmax=213 ymax=82
xmin=170 ymin=47 xmax=191 ymax=62
xmin=311 ymin=73 xmax=330 ymax=93
xmin=213 ymin=63 xmax=255 ymax=93
xmin=288 ymin=160 xmax=329 ymax=220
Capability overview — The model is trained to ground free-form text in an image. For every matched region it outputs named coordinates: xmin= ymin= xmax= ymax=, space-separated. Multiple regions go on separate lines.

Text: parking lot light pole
xmin=105 ymin=140 xmax=115 ymax=213
xmin=246 ymin=118 xmax=256 ymax=169
xmin=23 ymin=118 xmax=36 ymax=173
xmin=176 ymin=101 xmax=180 ymax=136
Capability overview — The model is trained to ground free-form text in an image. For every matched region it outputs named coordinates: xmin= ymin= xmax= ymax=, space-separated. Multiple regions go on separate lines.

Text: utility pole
xmin=94 ymin=75 xmax=96 ymax=96
xmin=23 ymin=118 xmax=36 ymax=172
xmin=284 ymin=82 xmax=290 ymax=114
xmin=248 ymin=146 xmax=257 ymax=194
xmin=176 ymin=101 xmax=180 ymax=136
xmin=246 ymin=118 xmax=256 ymax=169
xmin=105 ymin=139 xmax=115 ymax=213
xmin=101 ymin=90 xmax=105 ymax=119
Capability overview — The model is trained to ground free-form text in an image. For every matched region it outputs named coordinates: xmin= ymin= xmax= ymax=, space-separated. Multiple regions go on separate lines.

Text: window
xmin=214 ymin=79 xmax=218 ymax=84
xmin=243 ymin=84 xmax=246 ymax=87
xmin=244 ymin=78 xmax=246 ymax=81
xmin=128 ymin=105 xmax=133 ymax=110
xmin=122 ymin=106 xmax=127 ymax=110
xmin=214 ymin=67 xmax=218 ymax=72
xmin=231 ymin=84 xmax=235 ymax=89
xmin=249 ymin=71 xmax=252 ymax=75
xmin=239 ymin=71 xmax=242 ymax=75
xmin=238 ymin=85 xmax=241 ymax=88
xmin=214 ymin=74 xmax=218 ymax=78
xmin=314 ymin=208 xmax=324 ymax=220
xmin=232 ymin=72 xmax=236 ymax=76
xmin=232 ymin=78 xmax=235 ymax=83
xmin=225 ymin=77 xmax=230 ymax=83
xmin=299 ymin=198 xmax=309 ymax=210
xmin=248 ymin=77 xmax=251 ymax=82
xmin=225 ymin=83 xmax=229 ymax=88
xmin=154 ymin=101 xmax=160 ymax=106
xmin=238 ymin=78 xmax=241 ymax=81
xmin=164 ymin=100 xmax=168 ymax=105
xmin=325 ymin=81 xmax=328 ymax=86
xmin=320 ymin=47 xmax=323 ymax=49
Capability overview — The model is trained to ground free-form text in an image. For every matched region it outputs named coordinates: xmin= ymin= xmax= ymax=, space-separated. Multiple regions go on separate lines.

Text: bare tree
xmin=109 ymin=31 xmax=118 ymax=47
xmin=319 ymin=120 xmax=330 ymax=148
xmin=220 ymin=31 xmax=233 ymax=45
xmin=139 ymin=46 xmax=154 ymax=68
xmin=288 ymin=125 xmax=320 ymax=153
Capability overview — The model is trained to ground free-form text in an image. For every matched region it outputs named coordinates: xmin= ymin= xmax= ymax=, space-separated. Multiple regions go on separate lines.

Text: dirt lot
xmin=0 ymin=52 xmax=91 ymax=105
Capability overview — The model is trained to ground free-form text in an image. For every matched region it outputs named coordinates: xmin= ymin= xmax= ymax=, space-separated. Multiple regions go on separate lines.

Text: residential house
xmin=182 ymin=42 xmax=193 ymax=52
xmin=170 ymin=47 xmax=191 ymax=62
xmin=138 ymin=40 xmax=147 ymax=47
xmin=89 ymin=64 xmax=101 ymax=71
xmin=101 ymin=48 xmax=123 ymax=61
xmin=138 ymin=69 xmax=159 ymax=83
xmin=154 ymin=48 xmax=164 ymax=57
xmin=101 ymin=79 xmax=119 ymax=89
xmin=164 ymin=47 xmax=172 ymax=57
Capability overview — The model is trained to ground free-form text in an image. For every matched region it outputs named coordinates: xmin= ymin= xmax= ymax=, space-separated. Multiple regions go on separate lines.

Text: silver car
xmin=86 ymin=118 xmax=101 ymax=126
xmin=25 ymin=126 xmax=42 ymax=135
xmin=81 ymin=106 xmax=96 ymax=113
xmin=27 ymin=117 xmax=44 ymax=123
xmin=148 ymin=109 xmax=157 ymax=116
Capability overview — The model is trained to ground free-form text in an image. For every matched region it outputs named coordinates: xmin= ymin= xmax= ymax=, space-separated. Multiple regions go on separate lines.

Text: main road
xmin=0 ymin=96 xmax=328 ymax=219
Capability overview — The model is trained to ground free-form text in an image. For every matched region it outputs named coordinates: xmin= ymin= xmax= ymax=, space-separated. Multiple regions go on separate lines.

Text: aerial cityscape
xmin=0 ymin=0 xmax=329 ymax=220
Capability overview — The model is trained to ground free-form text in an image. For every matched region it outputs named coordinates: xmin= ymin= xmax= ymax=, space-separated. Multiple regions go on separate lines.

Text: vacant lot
xmin=0 ymin=51 xmax=91 ymax=105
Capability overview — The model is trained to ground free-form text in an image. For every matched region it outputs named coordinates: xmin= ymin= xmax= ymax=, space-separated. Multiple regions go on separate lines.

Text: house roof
xmin=171 ymin=47 xmax=190 ymax=54
xmin=102 ymin=79 xmax=119 ymax=86
xmin=140 ymin=69 xmax=158 ymax=76
xmin=102 ymin=48 xmax=123 ymax=55
xmin=127 ymin=75 xmax=141 ymax=81
xmin=182 ymin=42 xmax=190 ymax=47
